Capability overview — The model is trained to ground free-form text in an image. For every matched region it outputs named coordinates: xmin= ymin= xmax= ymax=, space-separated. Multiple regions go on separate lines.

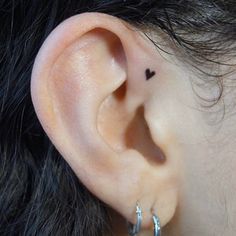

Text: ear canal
xmin=98 ymin=93 xmax=166 ymax=165
xmin=125 ymin=106 xmax=166 ymax=164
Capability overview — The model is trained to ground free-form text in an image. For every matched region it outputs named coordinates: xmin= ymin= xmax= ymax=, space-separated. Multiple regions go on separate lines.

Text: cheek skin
xmin=146 ymin=60 xmax=208 ymax=148
xmin=147 ymin=56 xmax=236 ymax=234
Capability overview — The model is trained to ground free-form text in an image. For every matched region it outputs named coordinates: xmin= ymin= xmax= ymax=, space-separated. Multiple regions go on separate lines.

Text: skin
xmin=30 ymin=13 xmax=236 ymax=236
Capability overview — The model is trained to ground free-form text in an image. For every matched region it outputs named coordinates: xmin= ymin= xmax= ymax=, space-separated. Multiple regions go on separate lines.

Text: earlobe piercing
xmin=127 ymin=203 xmax=162 ymax=236
xmin=153 ymin=213 xmax=161 ymax=236
xmin=127 ymin=203 xmax=142 ymax=236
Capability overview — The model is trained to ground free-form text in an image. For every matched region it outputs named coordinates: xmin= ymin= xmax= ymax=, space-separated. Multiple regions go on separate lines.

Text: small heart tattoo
xmin=145 ymin=68 xmax=156 ymax=80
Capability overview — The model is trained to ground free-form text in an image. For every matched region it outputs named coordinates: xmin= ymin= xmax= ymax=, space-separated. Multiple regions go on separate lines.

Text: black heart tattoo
xmin=145 ymin=68 xmax=156 ymax=80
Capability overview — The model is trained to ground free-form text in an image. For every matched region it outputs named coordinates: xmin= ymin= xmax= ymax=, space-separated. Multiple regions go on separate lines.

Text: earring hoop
xmin=127 ymin=203 xmax=142 ymax=236
xmin=153 ymin=214 xmax=161 ymax=236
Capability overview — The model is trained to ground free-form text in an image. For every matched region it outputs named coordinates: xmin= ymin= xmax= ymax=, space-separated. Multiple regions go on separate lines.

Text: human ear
xmin=31 ymin=12 xmax=180 ymax=230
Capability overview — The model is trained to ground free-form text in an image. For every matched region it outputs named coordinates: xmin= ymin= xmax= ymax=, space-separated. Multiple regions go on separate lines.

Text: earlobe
xmin=31 ymin=12 xmax=180 ymax=231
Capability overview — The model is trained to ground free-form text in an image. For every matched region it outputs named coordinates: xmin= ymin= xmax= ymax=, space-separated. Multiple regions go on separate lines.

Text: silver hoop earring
xmin=153 ymin=214 xmax=161 ymax=236
xmin=127 ymin=203 xmax=142 ymax=236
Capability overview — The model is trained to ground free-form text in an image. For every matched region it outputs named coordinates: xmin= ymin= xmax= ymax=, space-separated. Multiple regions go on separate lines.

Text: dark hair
xmin=1 ymin=1 xmax=236 ymax=235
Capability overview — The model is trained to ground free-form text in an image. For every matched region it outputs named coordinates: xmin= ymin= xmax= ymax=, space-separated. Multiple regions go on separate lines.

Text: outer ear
xmin=31 ymin=12 xmax=180 ymax=230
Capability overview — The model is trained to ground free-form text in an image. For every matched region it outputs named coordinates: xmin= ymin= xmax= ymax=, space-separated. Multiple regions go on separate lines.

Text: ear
xmin=31 ymin=12 xmax=180 ymax=230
